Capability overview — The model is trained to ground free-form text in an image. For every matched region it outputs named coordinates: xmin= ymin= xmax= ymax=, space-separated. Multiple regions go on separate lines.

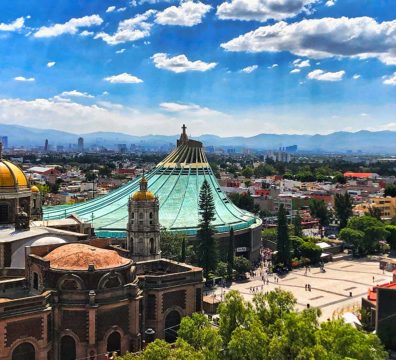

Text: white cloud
xmin=106 ymin=6 xmax=116 ymax=13
xmin=60 ymin=90 xmax=94 ymax=98
xmin=325 ymin=0 xmax=335 ymax=6
xmin=290 ymin=68 xmax=301 ymax=74
xmin=160 ymin=101 xmax=226 ymax=118
xmin=47 ymin=61 xmax=56 ymax=68
xmin=307 ymin=69 xmax=345 ymax=81
xmin=216 ymin=0 xmax=318 ymax=22
xmin=268 ymin=63 xmax=278 ymax=69
xmin=151 ymin=53 xmax=217 ymax=73
xmin=117 ymin=7 xmax=127 ymax=12
xmin=161 ymin=102 xmax=205 ymax=111
xmin=102 ymin=91 xmax=110 ymax=96
xmin=95 ymin=10 xmax=155 ymax=45
xmin=104 ymin=73 xmax=143 ymax=83
xmin=0 ymin=17 xmax=25 ymax=32
xmin=2 ymin=97 xmax=396 ymax=137
xmin=116 ymin=48 xmax=126 ymax=54
xmin=155 ymin=1 xmax=211 ymax=26
xmin=294 ymin=59 xmax=310 ymax=68
xmin=221 ymin=17 xmax=396 ymax=65
xmin=0 ymin=97 xmax=229 ymax=136
xmin=241 ymin=65 xmax=258 ymax=73
xmin=34 ymin=15 xmax=103 ymax=38
xmin=14 ymin=76 xmax=35 ymax=82
xmin=353 ymin=74 xmax=360 ymax=80
xmin=383 ymin=72 xmax=396 ymax=85
xmin=80 ymin=30 xmax=94 ymax=37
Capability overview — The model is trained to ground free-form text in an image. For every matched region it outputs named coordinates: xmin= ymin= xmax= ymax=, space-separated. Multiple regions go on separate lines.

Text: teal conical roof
xmin=43 ymin=126 xmax=261 ymax=238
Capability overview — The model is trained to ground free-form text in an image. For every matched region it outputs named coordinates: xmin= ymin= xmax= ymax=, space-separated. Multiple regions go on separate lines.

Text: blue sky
xmin=0 ymin=0 xmax=396 ymax=136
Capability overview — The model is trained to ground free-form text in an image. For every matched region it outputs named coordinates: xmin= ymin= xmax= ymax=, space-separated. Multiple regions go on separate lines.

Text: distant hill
xmin=1 ymin=123 xmax=396 ymax=153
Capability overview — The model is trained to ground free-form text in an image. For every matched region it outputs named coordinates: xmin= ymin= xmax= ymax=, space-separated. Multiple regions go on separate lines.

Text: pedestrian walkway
xmin=211 ymin=259 xmax=392 ymax=321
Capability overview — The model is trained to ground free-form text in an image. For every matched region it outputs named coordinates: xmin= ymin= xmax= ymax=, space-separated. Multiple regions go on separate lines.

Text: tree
xmin=177 ymin=313 xmax=222 ymax=360
xmin=119 ymin=289 xmax=387 ymax=360
xmin=233 ymin=256 xmax=250 ymax=276
xmin=241 ymin=166 xmax=254 ymax=178
xmin=160 ymin=231 xmax=186 ymax=261
xmin=35 ymin=183 xmax=50 ymax=197
xmin=253 ymin=288 xmax=296 ymax=326
xmin=181 ymin=237 xmax=186 ymax=262
xmin=254 ymin=163 xmax=276 ymax=178
xmin=299 ymin=242 xmax=322 ymax=264
xmin=227 ymin=228 xmax=235 ymax=280
xmin=339 ymin=228 xmax=365 ymax=254
xmin=218 ymin=290 xmax=253 ymax=345
xmin=344 ymin=216 xmax=389 ymax=254
xmin=293 ymin=213 xmax=303 ymax=237
xmin=334 ymin=193 xmax=353 ymax=229
xmin=384 ymin=184 xmax=396 ymax=197
xmin=366 ymin=206 xmax=382 ymax=220
xmin=316 ymin=320 xmax=387 ymax=360
xmin=196 ymin=180 xmax=217 ymax=276
xmin=228 ymin=319 xmax=269 ymax=360
xmin=309 ymin=199 xmax=330 ymax=228
xmin=262 ymin=228 xmax=277 ymax=246
xmin=276 ymin=204 xmax=291 ymax=266
xmin=216 ymin=262 xmax=228 ymax=278
xmin=385 ymin=225 xmax=396 ymax=252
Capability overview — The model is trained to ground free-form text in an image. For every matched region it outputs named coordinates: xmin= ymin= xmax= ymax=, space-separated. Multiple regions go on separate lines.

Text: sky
xmin=0 ymin=0 xmax=396 ymax=137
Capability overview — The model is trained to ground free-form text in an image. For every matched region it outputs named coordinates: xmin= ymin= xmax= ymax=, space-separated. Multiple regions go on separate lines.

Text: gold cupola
xmin=132 ymin=174 xmax=155 ymax=201
xmin=0 ymin=143 xmax=28 ymax=192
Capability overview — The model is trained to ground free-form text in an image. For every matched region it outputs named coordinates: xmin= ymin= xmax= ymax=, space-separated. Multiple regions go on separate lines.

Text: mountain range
xmin=1 ymin=123 xmax=396 ymax=154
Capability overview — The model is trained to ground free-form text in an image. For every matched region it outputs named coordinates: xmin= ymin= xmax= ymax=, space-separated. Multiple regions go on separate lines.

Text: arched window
xmin=60 ymin=336 xmax=76 ymax=360
xmin=132 ymin=212 xmax=135 ymax=219
xmin=107 ymin=331 xmax=121 ymax=355
xmin=165 ymin=310 xmax=181 ymax=343
xmin=12 ymin=342 xmax=35 ymax=360
xmin=139 ymin=212 xmax=143 ymax=219
xmin=150 ymin=238 xmax=155 ymax=255
xmin=149 ymin=212 xmax=153 ymax=219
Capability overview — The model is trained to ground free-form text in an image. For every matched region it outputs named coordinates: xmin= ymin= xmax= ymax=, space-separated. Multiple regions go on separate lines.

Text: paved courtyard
xmin=210 ymin=258 xmax=393 ymax=320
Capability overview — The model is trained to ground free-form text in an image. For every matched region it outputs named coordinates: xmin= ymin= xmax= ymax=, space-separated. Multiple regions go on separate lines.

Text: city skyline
xmin=0 ymin=0 xmax=396 ymax=136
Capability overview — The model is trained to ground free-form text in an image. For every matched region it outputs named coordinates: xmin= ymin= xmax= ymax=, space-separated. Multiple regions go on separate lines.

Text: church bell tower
xmin=127 ymin=175 xmax=161 ymax=261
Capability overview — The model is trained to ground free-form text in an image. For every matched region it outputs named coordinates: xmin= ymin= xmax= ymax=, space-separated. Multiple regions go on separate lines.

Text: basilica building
xmin=0 ymin=154 xmax=203 ymax=360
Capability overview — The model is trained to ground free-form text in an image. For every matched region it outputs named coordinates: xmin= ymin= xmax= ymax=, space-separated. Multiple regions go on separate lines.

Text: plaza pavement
xmin=210 ymin=258 xmax=393 ymax=321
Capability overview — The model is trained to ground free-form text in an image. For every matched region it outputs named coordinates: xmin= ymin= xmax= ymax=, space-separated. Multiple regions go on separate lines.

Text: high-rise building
xmin=1 ymin=136 xmax=8 ymax=149
xmin=44 ymin=139 xmax=49 ymax=152
xmin=77 ymin=137 xmax=84 ymax=152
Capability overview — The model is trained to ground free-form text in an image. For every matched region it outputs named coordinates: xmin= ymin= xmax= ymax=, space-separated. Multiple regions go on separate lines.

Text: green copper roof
xmin=43 ymin=126 xmax=261 ymax=238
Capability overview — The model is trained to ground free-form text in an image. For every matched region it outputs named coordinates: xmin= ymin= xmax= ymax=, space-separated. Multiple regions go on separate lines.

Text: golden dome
xmin=132 ymin=174 xmax=155 ymax=201
xmin=31 ymin=185 xmax=40 ymax=193
xmin=132 ymin=190 xmax=156 ymax=201
xmin=44 ymin=243 xmax=131 ymax=271
xmin=0 ymin=160 xmax=28 ymax=191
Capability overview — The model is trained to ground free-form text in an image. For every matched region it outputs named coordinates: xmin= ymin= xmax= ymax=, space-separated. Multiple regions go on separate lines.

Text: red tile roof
xmin=367 ymin=282 xmax=396 ymax=302
xmin=344 ymin=172 xmax=373 ymax=178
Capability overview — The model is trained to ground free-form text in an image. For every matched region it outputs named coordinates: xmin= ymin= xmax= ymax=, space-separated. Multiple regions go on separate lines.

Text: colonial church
xmin=0 ymin=151 xmax=203 ymax=360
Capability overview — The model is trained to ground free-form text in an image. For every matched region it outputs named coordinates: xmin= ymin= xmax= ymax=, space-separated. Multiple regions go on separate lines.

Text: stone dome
xmin=0 ymin=160 xmax=28 ymax=192
xmin=44 ymin=243 xmax=131 ymax=271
